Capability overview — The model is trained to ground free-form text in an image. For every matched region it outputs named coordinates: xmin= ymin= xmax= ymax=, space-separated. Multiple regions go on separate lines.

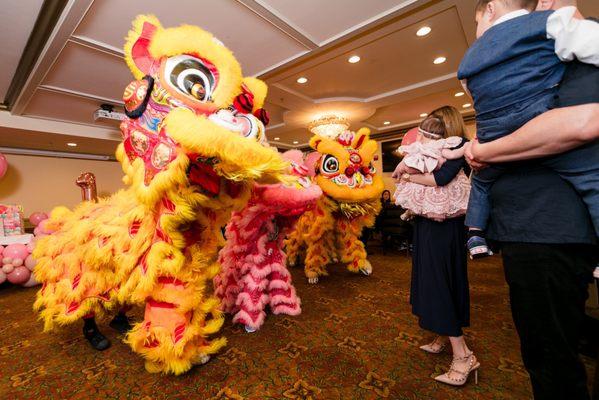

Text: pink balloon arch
xmin=0 ymin=212 xmax=50 ymax=287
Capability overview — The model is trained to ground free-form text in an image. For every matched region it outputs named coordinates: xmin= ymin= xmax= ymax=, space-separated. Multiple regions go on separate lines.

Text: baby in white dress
xmin=392 ymin=116 xmax=470 ymax=221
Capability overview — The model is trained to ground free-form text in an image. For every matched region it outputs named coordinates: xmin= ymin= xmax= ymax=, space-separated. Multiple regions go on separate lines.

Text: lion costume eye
xmin=321 ymin=155 xmax=339 ymax=174
xmin=164 ymin=55 xmax=215 ymax=101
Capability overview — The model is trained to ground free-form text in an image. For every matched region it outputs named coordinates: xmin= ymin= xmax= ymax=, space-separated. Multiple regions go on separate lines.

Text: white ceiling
xmin=256 ymin=0 xmax=417 ymax=45
xmin=1 ymin=0 xmax=599 ymax=155
xmin=0 ymin=0 xmax=44 ymax=99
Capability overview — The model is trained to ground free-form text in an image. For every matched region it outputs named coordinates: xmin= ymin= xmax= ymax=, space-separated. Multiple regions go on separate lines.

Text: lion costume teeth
xmin=286 ymin=128 xmax=384 ymax=283
xmin=33 ymin=15 xmax=288 ymax=375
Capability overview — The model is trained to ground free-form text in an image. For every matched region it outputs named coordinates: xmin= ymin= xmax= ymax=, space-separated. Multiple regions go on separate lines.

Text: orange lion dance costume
xmin=33 ymin=15 xmax=288 ymax=375
xmin=286 ymin=129 xmax=384 ymax=284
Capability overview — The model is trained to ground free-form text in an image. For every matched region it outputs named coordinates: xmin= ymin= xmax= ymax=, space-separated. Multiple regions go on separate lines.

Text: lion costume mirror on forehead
xmin=33 ymin=15 xmax=288 ymax=375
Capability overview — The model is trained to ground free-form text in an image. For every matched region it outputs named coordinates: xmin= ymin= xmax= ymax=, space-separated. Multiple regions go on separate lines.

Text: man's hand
xmin=464 ymin=140 xmax=488 ymax=171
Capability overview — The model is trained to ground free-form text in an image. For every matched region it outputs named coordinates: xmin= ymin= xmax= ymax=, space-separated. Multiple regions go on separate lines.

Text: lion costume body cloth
xmin=286 ymin=130 xmax=384 ymax=284
xmin=32 ymin=15 xmax=288 ymax=375
xmin=214 ymin=151 xmax=322 ymax=331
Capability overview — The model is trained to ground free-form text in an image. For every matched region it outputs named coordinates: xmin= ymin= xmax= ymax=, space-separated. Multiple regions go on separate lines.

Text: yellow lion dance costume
xmin=33 ymin=15 xmax=288 ymax=375
xmin=286 ymin=129 xmax=384 ymax=284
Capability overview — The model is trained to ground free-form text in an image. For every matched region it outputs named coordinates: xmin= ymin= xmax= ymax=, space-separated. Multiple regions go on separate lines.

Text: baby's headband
xmin=418 ymin=128 xmax=442 ymax=140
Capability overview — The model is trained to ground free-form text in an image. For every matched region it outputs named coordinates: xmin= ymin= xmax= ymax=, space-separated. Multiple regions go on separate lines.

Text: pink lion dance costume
xmin=214 ymin=150 xmax=322 ymax=332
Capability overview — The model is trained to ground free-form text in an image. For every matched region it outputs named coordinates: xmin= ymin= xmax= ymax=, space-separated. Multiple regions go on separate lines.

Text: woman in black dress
xmin=399 ymin=106 xmax=478 ymax=386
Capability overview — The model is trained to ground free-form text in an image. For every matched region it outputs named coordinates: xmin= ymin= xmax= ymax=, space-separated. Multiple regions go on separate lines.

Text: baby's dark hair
xmin=419 ymin=115 xmax=446 ymax=139
xmin=475 ymin=0 xmax=537 ymax=13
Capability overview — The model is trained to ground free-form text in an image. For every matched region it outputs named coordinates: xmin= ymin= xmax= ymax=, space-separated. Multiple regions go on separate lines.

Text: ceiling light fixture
xmin=67 ymin=143 xmax=78 ymax=147
xmin=462 ymin=103 xmax=472 ymax=108
xmin=383 ymin=121 xmax=391 ymax=125
xmin=296 ymin=77 xmax=308 ymax=84
xmin=293 ymin=141 xmax=299 ymax=144
xmin=416 ymin=26 xmax=432 ymax=37
xmin=348 ymin=55 xmax=361 ymax=64
xmin=309 ymin=114 xmax=350 ymax=139
xmin=454 ymin=91 xmax=465 ymax=97
xmin=419 ymin=113 xmax=428 ymax=118
xmin=433 ymin=56 xmax=446 ymax=64
xmin=273 ymin=137 xmax=280 ymax=141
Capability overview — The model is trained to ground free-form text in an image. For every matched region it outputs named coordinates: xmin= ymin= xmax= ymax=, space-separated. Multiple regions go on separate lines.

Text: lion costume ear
xmin=351 ymin=127 xmax=371 ymax=149
xmin=124 ymin=15 xmax=162 ymax=79
xmin=242 ymin=77 xmax=267 ymax=111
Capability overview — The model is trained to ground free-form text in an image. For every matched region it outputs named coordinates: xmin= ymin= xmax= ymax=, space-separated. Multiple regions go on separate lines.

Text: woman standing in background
xmin=399 ymin=106 xmax=477 ymax=386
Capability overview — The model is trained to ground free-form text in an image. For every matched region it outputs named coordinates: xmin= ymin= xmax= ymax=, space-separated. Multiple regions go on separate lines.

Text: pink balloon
xmin=0 ymin=153 xmax=7 ymax=180
xmin=22 ymin=273 xmax=39 ymax=287
xmin=26 ymin=242 xmax=35 ymax=252
xmin=25 ymin=255 xmax=36 ymax=271
xmin=7 ymin=266 xmax=30 ymax=285
xmin=4 ymin=244 xmax=29 ymax=261
xmin=38 ymin=220 xmax=53 ymax=234
xmin=2 ymin=264 xmax=14 ymax=274
xmin=29 ymin=212 xmax=48 ymax=227
xmin=12 ymin=258 xmax=23 ymax=267
xmin=0 ymin=270 xmax=6 ymax=284
xmin=2 ymin=257 xmax=12 ymax=265
xmin=33 ymin=227 xmax=42 ymax=236
xmin=402 ymin=127 xmax=419 ymax=146
xmin=0 ymin=246 xmax=3 ymax=257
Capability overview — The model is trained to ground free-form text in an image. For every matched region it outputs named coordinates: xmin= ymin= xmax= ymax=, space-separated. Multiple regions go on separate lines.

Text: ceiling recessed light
xmin=296 ymin=77 xmax=308 ymax=84
xmin=462 ymin=103 xmax=472 ymax=108
xmin=454 ymin=91 xmax=465 ymax=97
xmin=67 ymin=143 xmax=77 ymax=147
xmin=348 ymin=55 xmax=361 ymax=64
xmin=433 ymin=56 xmax=446 ymax=65
xmin=383 ymin=121 xmax=391 ymax=125
xmin=416 ymin=26 xmax=432 ymax=37
xmin=419 ymin=113 xmax=428 ymax=118
xmin=293 ymin=140 xmax=299 ymax=144
xmin=274 ymin=137 xmax=280 ymax=141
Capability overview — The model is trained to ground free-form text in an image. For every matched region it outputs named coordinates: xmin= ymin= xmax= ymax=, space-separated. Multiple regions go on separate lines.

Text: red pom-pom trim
xmin=253 ymin=108 xmax=270 ymax=126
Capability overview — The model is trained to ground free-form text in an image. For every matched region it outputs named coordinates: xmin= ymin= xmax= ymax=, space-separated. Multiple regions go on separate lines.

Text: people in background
xmin=459 ymin=0 xmax=599 ymax=260
xmin=398 ymin=105 xmax=477 ymax=386
xmin=380 ymin=189 xmax=392 ymax=207
xmin=463 ymin=1 xmax=598 ymax=398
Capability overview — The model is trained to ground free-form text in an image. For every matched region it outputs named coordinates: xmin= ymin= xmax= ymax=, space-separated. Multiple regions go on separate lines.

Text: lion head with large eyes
xmin=309 ymin=128 xmax=384 ymax=204
xmin=116 ymin=15 xmax=287 ymax=205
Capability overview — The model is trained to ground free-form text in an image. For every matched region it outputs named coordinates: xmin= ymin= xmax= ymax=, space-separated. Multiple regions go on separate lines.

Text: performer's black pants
xmin=500 ymin=243 xmax=597 ymax=400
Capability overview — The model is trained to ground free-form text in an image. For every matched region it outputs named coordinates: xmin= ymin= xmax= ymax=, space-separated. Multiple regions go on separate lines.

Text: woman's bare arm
xmin=403 ymin=173 xmax=437 ymax=187
xmin=469 ymin=104 xmax=599 ymax=163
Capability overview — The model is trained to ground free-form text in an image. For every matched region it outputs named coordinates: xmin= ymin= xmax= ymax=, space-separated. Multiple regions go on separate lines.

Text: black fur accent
xmin=124 ymin=75 xmax=154 ymax=119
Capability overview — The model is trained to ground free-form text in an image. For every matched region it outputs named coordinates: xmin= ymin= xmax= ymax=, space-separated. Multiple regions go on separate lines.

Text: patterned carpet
xmin=0 ymin=250 xmax=596 ymax=399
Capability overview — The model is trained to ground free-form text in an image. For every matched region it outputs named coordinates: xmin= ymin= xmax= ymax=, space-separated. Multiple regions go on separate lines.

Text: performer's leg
xmin=126 ymin=262 xmax=226 ymax=375
xmin=285 ymin=222 xmax=304 ymax=267
xmin=304 ymin=233 xmax=330 ymax=284
xmin=82 ymin=312 xmax=111 ymax=351
xmin=110 ymin=305 xmax=133 ymax=334
xmin=336 ymin=219 xmax=371 ymax=275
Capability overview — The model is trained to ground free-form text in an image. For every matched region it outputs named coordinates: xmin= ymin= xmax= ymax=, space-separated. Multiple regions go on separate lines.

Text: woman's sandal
xmin=434 ymin=352 xmax=480 ymax=386
xmin=419 ymin=337 xmax=447 ymax=354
